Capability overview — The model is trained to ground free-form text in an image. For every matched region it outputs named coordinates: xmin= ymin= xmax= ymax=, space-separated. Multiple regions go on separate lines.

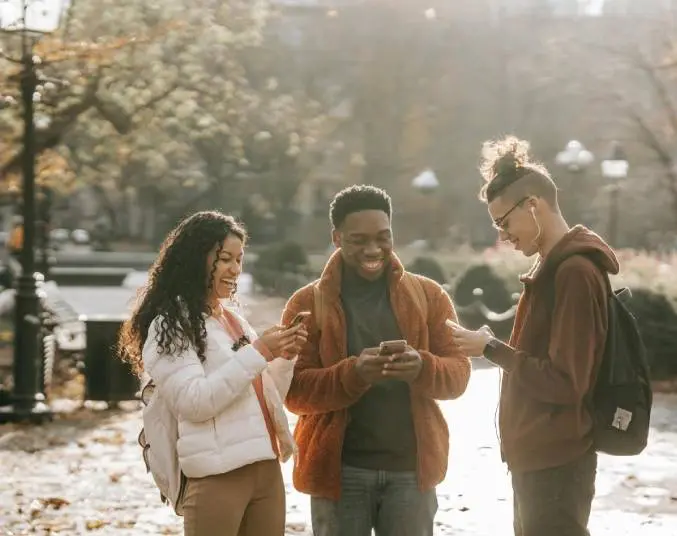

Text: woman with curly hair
xmin=119 ymin=210 xmax=307 ymax=536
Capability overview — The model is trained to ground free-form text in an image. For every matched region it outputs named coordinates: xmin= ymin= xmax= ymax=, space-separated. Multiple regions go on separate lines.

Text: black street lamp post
xmin=37 ymin=184 xmax=52 ymax=278
xmin=555 ymin=140 xmax=594 ymax=224
xmin=412 ymin=169 xmax=440 ymax=250
xmin=0 ymin=0 xmax=70 ymax=423
xmin=601 ymin=141 xmax=629 ymax=246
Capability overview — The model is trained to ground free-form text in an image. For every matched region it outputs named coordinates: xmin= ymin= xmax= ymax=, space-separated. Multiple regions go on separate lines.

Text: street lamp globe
xmin=412 ymin=168 xmax=440 ymax=194
xmin=424 ymin=7 xmax=437 ymax=20
xmin=0 ymin=0 xmax=69 ymax=33
xmin=555 ymin=140 xmax=594 ymax=172
xmin=601 ymin=141 xmax=628 ymax=180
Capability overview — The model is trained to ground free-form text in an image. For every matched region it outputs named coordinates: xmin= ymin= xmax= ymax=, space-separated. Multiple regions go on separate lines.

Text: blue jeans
xmin=311 ymin=465 xmax=438 ymax=536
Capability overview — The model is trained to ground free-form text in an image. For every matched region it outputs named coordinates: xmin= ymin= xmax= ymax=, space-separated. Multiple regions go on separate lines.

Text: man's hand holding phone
xmin=381 ymin=342 xmax=423 ymax=383
xmin=355 ymin=347 xmax=391 ymax=384
xmin=355 ymin=340 xmax=423 ymax=384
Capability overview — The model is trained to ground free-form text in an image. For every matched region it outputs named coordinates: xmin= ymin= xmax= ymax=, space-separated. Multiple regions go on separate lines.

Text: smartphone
xmin=289 ymin=311 xmax=311 ymax=327
xmin=379 ymin=339 xmax=407 ymax=356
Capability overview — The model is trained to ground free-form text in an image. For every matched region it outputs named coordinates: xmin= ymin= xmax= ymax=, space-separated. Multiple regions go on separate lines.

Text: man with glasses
xmin=448 ymin=136 xmax=619 ymax=536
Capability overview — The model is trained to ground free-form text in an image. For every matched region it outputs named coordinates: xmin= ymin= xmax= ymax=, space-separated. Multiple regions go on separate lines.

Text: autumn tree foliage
xmin=0 ymin=0 xmax=330 ymax=236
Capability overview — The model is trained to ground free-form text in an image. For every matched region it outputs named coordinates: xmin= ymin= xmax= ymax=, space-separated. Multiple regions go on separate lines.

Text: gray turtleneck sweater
xmin=340 ymin=266 xmax=418 ymax=472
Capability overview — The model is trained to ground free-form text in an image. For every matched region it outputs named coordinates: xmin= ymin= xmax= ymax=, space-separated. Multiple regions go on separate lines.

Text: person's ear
xmin=331 ymin=229 xmax=341 ymax=249
xmin=527 ymin=196 xmax=540 ymax=216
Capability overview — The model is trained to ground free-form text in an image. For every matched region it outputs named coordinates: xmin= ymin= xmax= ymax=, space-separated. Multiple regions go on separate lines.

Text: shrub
xmin=251 ymin=242 xmax=313 ymax=297
xmin=407 ymin=257 xmax=447 ymax=285
xmin=453 ymin=264 xmax=513 ymax=312
xmin=625 ymin=288 xmax=677 ymax=380
xmin=254 ymin=241 xmax=309 ymax=273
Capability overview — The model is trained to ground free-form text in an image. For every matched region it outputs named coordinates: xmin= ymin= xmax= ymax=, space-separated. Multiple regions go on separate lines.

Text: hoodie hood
xmin=522 ymin=225 xmax=619 ymax=284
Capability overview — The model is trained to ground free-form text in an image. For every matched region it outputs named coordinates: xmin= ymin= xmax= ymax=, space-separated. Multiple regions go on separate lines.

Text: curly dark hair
xmin=478 ymin=136 xmax=555 ymax=205
xmin=118 ymin=211 xmax=247 ymax=377
xmin=329 ymin=184 xmax=392 ymax=229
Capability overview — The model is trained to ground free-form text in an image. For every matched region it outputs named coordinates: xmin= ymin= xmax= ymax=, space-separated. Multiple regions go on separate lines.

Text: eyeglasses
xmin=493 ymin=197 xmax=529 ymax=230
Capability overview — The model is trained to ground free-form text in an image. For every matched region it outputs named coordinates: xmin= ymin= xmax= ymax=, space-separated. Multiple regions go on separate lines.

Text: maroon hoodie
xmin=487 ymin=225 xmax=620 ymax=472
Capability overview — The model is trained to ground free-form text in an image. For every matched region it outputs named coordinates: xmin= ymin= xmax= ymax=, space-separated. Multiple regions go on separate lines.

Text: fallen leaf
xmin=86 ymin=519 xmax=109 ymax=530
xmin=92 ymin=432 xmax=125 ymax=446
xmin=41 ymin=497 xmax=70 ymax=510
xmin=29 ymin=498 xmax=46 ymax=518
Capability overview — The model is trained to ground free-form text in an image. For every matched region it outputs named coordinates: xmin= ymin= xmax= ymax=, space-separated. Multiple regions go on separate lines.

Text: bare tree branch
xmin=0 ymin=49 xmax=21 ymax=64
xmin=627 ymin=107 xmax=677 ymax=216
xmin=633 ymin=56 xmax=677 ymax=140
xmin=131 ymin=81 xmax=179 ymax=114
xmin=94 ymin=75 xmax=179 ymax=135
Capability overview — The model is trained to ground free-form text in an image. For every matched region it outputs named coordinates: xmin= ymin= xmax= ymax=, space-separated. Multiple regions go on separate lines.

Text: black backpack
xmin=549 ymin=259 xmax=652 ymax=456
xmin=591 ymin=285 xmax=652 ymax=455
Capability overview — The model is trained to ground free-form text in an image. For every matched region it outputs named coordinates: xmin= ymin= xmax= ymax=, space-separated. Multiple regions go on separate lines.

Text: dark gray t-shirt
xmin=340 ymin=267 xmax=418 ymax=472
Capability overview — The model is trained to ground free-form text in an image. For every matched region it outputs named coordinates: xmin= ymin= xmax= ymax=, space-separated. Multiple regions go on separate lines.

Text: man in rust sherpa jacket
xmin=281 ymin=185 xmax=471 ymax=536
xmin=450 ymin=137 xmax=619 ymax=536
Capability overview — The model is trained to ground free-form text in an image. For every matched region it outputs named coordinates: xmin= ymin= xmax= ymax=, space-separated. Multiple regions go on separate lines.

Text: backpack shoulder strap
xmin=312 ymin=281 xmax=324 ymax=334
xmin=403 ymin=272 xmax=428 ymax=322
xmin=547 ymin=253 xmax=613 ymax=308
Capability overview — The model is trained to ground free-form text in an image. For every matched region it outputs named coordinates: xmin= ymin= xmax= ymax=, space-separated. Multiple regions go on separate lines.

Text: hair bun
xmin=493 ymin=151 xmax=520 ymax=177
xmin=480 ymin=136 xmax=532 ymax=183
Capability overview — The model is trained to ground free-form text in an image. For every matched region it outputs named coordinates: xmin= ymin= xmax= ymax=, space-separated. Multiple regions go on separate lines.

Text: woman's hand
xmin=258 ymin=323 xmax=308 ymax=360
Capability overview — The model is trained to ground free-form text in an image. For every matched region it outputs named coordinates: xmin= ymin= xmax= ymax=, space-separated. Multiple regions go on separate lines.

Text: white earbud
xmin=529 ymin=205 xmax=542 ymax=248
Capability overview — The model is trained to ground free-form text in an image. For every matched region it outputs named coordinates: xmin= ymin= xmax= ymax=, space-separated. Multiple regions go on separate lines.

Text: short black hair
xmin=478 ymin=136 xmax=558 ymax=207
xmin=329 ymin=185 xmax=392 ymax=229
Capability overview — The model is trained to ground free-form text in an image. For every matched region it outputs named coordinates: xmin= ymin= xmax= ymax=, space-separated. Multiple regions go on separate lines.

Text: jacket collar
xmin=316 ymin=249 xmax=406 ymax=300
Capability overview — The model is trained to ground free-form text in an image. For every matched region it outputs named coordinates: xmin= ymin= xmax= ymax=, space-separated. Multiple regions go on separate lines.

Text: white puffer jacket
xmin=142 ymin=307 xmax=296 ymax=481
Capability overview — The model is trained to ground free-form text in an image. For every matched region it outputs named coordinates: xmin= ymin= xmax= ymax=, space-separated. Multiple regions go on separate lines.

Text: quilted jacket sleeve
xmin=232 ymin=307 xmax=297 ymax=400
xmin=142 ymin=316 xmax=268 ymax=422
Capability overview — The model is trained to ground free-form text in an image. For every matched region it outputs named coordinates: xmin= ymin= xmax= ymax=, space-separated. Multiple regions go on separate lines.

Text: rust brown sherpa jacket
xmin=282 ymin=250 xmax=471 ymax=500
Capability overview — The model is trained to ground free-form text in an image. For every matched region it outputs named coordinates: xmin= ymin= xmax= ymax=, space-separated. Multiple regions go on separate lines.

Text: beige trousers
xmin=183 ymin=459 xmax=286 ymax=536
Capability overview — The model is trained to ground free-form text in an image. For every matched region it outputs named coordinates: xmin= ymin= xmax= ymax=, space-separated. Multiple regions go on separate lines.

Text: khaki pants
xmin=183 ymin=459 xmax=285 ymax=536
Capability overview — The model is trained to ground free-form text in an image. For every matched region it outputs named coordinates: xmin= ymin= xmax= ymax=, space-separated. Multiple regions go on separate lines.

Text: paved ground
xmin=1 ymin=294 xmax=676 ymax=535
xmin=1 ymin=370 xmax=676 ymax=535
